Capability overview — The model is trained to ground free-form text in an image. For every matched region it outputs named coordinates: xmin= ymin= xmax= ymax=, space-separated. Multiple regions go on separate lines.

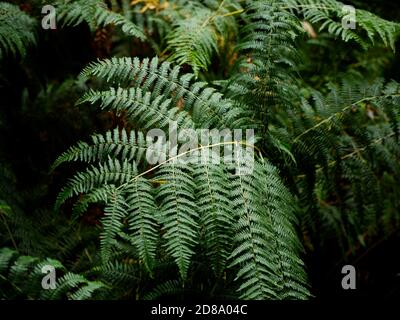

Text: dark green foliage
xmin=0 ymin=2 xmax=37 ymax=60
xmin=165 ymin=0 xmax=241 ymax=76
xmin=285 ymin=0 xmax=400 ymax=50
xmin=0 ymin=248 xmax=105 ymax=299
xmin=52 ymin=56 xmax=310 ymax=299
xmin=0 ymin=0 xmax=400 ymax=301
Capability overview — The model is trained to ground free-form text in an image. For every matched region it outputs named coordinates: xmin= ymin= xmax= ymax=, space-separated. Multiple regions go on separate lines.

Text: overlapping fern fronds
xmin=0 ymin=2 xmax=37 ymax=60
xmin=165 ymin=0 xmax=241 ymax=76
xmin=78 ymin=56 xmax=250 ymax=129
xmin=53 ymin=56 xmax=310 ymax=299
xmin=226 ymin=0 xmax=303 ymax=144
xmin=0 ymin=247 xmax=106 ymax=299
xmin=270 ymin=77 xmax=400 ymax=251
xmin=284 ymin=0 xmax=400 ymax=50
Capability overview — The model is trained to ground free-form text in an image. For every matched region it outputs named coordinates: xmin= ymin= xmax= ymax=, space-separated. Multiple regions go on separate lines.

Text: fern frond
xmin=155 ymin=162 xmax=199 ymax=280
xmin=69 ymin=280 xmax=105 ymax=300
xmin=165 ymin=0 xmax=241 ymax=76
xmin=55 ymin=158 xmax=138 ymax=209
xmin=293 ymin=79 xmax=400 ymax=143
xmin=51 ymin=127 xmax=166 ymax=171
xmin=194 ymin=160 xmax=234 ymax=276
xmin=0 ymin=2 xmax=37 ymax=60
xmin=71 ymin=185 xmax=115 ymax=219
xmin=43 ymin=272 xmax=105 ymax=300
xmin=0 ymin=248 xmax=105 ymax=300
xmin=79 ymin=57 xmax=250 ymax=129
xmin=100 ymin=187 xmax=129 ymax=262
xmin=284 ymin=0 xmax=400 ymax=50
xmin=228 ymin=0 xmax=303 ymax=132
xmin=78 ymin=87 xmax=195 ymax=130
xmin=94 ymin=260 xmax=139 ymax=286
xmin=55 ymin=0 xmax=146 ymax=40
xmin=143 ymin=279 xmax=182 ymax=300
xmin=55 ymin=55 xmax=310 ymax=299
xmin=124 ymin=178 xmax=159 ymax=274
xmin=229 ymin=160 xmax=310 ymax=299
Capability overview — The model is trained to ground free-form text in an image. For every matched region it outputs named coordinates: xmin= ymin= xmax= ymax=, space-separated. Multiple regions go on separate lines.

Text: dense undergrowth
xmin=1 ymin=0 xmax=400 ymax=299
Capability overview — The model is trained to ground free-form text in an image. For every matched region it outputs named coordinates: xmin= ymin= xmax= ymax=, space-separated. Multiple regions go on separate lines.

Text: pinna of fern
xmin=0 ymin=247 xmax=106 ymax=300
xmin=269 ymin=77 xmax=400 ymax=252
xmin=53 ymin=0 xmax=146 ymax=40
xmin=0 ymin=2 xmax=37 ymax=60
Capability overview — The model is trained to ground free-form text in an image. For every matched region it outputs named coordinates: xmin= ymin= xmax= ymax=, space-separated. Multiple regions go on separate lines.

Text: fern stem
xmin=280 ymin=5 xmax=337 ymax=11
xmin=296 ymin=132 xmax=396 ymax=179
xmin=221 ymin=9 xmax=244 ymax=18
xmin=294 ymin=94 xmax=400 ymax=142
xmin=0 ymin=211 xmax=18 ymax=252
xmin=116 ymin=141 xmax=259 ymax=191
xmin=200 ymin=0 xmax=227 ymax=28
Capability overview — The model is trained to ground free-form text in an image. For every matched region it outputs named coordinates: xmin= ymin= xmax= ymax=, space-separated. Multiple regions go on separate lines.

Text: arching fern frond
xmin=78 ymin=87 xmax=195 ymax=130
xmin=55 ymin=0 xmax=146 ymax=40
xmin=284 ymin=0 xmax=400 ymax=50
xmin=79 ymin=57 xmax=251 ymax=129
xmin=55 ymin=158 xmax=138 ymax=209
xmin=51 ymin=127 xmax=165 ymax=171
xmin=55 ymin=54 xmax=310 ymax=299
